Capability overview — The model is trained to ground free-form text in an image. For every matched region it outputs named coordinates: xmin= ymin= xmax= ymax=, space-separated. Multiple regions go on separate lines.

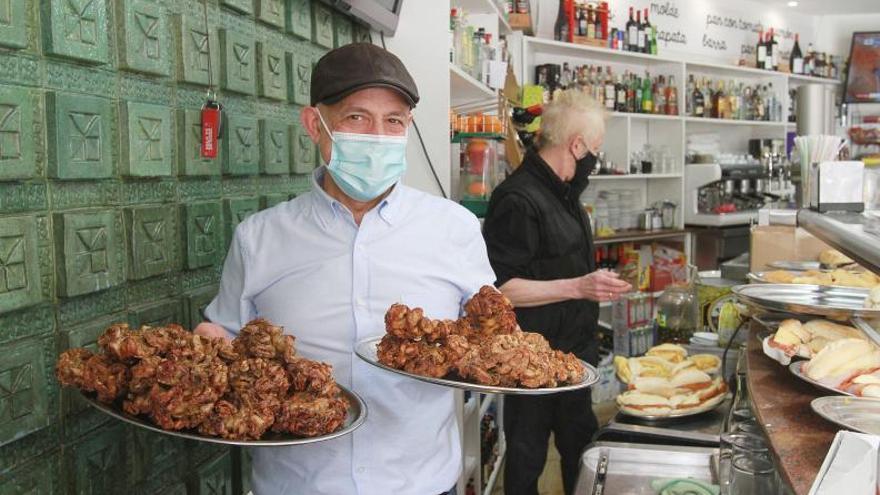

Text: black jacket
xmin=482 ymin=150 xmax=599 ymax=364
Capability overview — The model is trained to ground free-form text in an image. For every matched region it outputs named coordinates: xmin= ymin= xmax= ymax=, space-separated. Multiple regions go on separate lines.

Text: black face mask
xmin=571 ymin=151 xmax=596 ymax=193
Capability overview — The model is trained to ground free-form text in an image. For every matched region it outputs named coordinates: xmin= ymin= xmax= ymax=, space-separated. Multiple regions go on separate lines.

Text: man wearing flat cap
xmin=195 ymin=43 xmax=494 ymax=495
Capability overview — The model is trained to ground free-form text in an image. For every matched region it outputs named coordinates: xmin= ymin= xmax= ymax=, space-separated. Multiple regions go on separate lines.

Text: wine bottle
xmin=756 ymin=30 xmax=766 ymax=70
xmin=642 ymin=8 xmax=651 ymax=54
xmin=586 ymin=7 xmax=595 ymax=38
xmin=577 ymin=5 xmax=587 ymax=36
xmin=554 ymin=0 xmax=569 ymax=42
xmin=615 ymin=74 xmax=627 ymax=112
xmin=770 ymin=28 xmax=779 ymax=70
xmin=626 ymin=7 xmax=637 ymax=52
xmin=636 ymin=10 xmax=645 ymax=53
xmin=790 ymin=33 xmax=804 ymax=75
xmin=604 ymin=67 xmax=616 ymax=111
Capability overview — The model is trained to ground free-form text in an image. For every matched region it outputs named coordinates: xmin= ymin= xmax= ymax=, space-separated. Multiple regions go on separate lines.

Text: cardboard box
xmin=749 ymin=225 xmax=833 ymax=271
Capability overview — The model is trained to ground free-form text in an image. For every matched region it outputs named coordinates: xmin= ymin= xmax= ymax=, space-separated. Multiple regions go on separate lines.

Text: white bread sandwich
xmin=646 ymin=343 xmax=688 ymax=363
xmin=819 ymin=249 xmax=855 ymax=268
xmin=629 ymin=355 xmax=673 ymax=379
xmin=617 ymin=391 xmax=671 ymax=416
xmin=628 ymin=376 xmax=677 ymax=398
xmin=768 ymin=319 xmax=813 ymax=358
xmin=689 ymin=354 xmax=722 ymax=374
xmin=850 ymin=373 xmax=880 ymax=397
xmin=865 ymin=286 xmax=880 ymax=310
xmin=804 ymin=338 xmax=880 ymax=385
xmin=670 ymin=368 xmax=713 ymax=392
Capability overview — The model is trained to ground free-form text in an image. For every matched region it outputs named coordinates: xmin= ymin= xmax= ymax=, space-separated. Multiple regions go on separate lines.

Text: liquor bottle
xmin=586 ymin=8 xmax=596 ymax=39
xmin=636 ymin=10 xmax=645 ymax=53
xmin=770 ymin=29 xmax=779 ymax=71
xmin=765 ymin=29 xmax=774 ymax=71
xmin=626 ymin=7 xmax=637 ymax=52
xmin=633 ymin=75 xmax=642 ymax=113
xmin=653 ymin=75 xmax=666 ymax=115
xmin=593 ymin=7 xmax=602 ymax=39
xmin=790 ymin=33 xmax=804 ymax=75
xmin=627 ymin=74 xmax=637 ymax=113
xmin=692 ymin=77 xmax=704 ymax=117
xmin=711 ymin=80 xmax=723 ymax=118
xmin=577 ymin=5 xmax=587 ymax=36
xmin=726 ymin=80 xmax=737 ymax=120
xmin=666 ymin=75 xmax=678 ymax=115
xmin=685 ymin=75 xmax=694 ymax=116
xmin=561 ymin=62 xmax=572 ymax=88
xmin=641 ymin=74 xmax=653 ymax=113
xmin=610 ymin=28 xmax=618 ymax=49
xmin=604 ymin=68 xmax=616 ymax=111
xmin=642 ymin=8 xmax=651 ymax=54
xmin=554 ymin=0 xmax=570 ymax=42
xmin=615 ymin=74 xmax=627 ymax=112
xmin=805 ymin=43 xmax=815 ymax=76
xmin=756 ymin=30 xmax=766 ymax=70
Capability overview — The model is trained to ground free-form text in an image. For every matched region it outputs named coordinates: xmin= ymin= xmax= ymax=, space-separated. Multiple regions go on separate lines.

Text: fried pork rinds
xmin=287 ymin=358 xmax=340 ymax=398
xmin=147 ymin=355 xmax=229 ymax=430
xmin=229 ymin=358 xmax=289 ymax=410
xmin=56 ymin=348 xmax=130 ymax=403
xmin=464 ymin=286 xmax=519 ymax=339
xmin=456 ymin=331 xmax=555 ymax=388
xmin=197 ymin=399 xmax=276 ymax=440
xmin=233 ymin=318 xmax=297 ymax=364
xmin=376 ymin=335 xmax=455 ymax=378
xmin=385 ymin=304 xmax=467 ymax=343
xmin=272 ymin=392 xmax=348 ymax=437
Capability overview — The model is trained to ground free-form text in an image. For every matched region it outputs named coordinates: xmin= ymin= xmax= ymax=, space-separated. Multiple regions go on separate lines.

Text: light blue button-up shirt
xmin=204 ymin=167 xmax=495 ymax=495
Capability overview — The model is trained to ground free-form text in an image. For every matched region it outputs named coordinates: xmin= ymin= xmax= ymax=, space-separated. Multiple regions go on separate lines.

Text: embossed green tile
xmin=224 ymin=197 xmax=259 ymax=241
xmin=220 ymin=0 xmax=253 ymax=15
xmin=219 ymin=29 xmax=256 ymax=95
xmin=54 ymin=210 xmax=124 ymax=297
xmin=353 ymin=24 xmax=373 ymax=44
xmin=68 ymin=423 xmax=125 ymax=494
xmin=262 ymin=193 xmax=287 ymax=209
xmin=116 ymin=0 xmax=169 ymax=76
xmin=223 ymin=115 xmax=259 ymax=176
xmin=0 ymin=0 xmax=27 ymax=49
xmin=0 ymin=216 xmax=43 ymax=313
xmin=0 ymin=451 xmax=59 ymax=493
xmin=177 ymin=109 xmax=221 ymax=176
xmin=334 ymin=14 xmax=352 ymax=47
xmin=257 ymin=42 xmax=288 ymax=101
xmin=42 ymin=0 xmax=109 ymax=64
xmin=292 ymin=122 xmax=317 ymax=174
xmin=0 ymin=338 xmax=49 ymax=447
xmin=184 ymin=285 xmax=218 ymax=329
xmin=125 ymin=206 xmax=175 ymax=280
xmin=287 ymin=51 xmax=312 ymax=106
xmin=120 ymin=101 xmax=173 ymax=177
xmin=195 ymin=452 xmax=233 ymax=495
xmin=312 ymin=2 xmax=334 ymax=48
xmin=182 ymin=201 xmax=224 ymax=269
xmin=128 ymin=426 xmax=183 ymax=484
xmin=286 ymin=0 xmax=312 ymax=39
xmin=46 ymin=92 xmax=113 ymax=179
xmin=176 ymin=13 xmax=220 ymax=86
xmin=260 ymin=119 xmax=289 ymax=174
xmin=128 ymin=299 xmax=182 ymax=328
xmin=256 ymin=0 xmax=284 ymax=28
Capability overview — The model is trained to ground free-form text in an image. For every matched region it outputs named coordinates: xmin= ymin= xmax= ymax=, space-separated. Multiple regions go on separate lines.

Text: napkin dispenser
xmin=810 ymin=161 xmax=865 ymax=213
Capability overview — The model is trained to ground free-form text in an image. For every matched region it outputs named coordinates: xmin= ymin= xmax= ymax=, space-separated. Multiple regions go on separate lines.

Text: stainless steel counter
xmin=797 ymin=209 xmax=880 ymax=274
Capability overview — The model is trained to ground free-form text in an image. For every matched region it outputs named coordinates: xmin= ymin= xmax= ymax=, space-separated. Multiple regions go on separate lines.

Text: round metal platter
xmin=354 ymin=336 xmax=599 ymax=395
xmin=811 ymin=396 xmax=880 ymax=435
xmin=767 ymin=260 xmax=822 ymax=271
xmin=79 ymin=385 xmax=367 ymax=446
xmin=789 ymin=361 xmax=854 ymax=397
xmin=732 ymin=284 xmax=880 ymax=319
xmin=616 ymin=392 xmax=729 ymax=421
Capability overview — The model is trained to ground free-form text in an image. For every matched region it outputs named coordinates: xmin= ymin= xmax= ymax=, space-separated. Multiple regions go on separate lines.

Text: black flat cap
xmin=310 ymin=43 xmax=419 ymax=107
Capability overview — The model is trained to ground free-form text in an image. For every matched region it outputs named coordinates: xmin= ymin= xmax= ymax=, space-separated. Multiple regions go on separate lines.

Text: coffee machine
xmin=685 ymin=162 xmax=770 ymax=227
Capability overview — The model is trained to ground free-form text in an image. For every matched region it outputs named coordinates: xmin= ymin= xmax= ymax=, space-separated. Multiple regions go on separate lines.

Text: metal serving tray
xmin=811 ymin=396 xmax=880 ymax=435
xmin=789 ymin=361 xmax=855 ymax=397
xmin=80 ymin=385 xmax=367 ymax=446
xmin=732 ymin=284 xmax=880 ymax=319
xmin=354 ymin=336 xmax=599 ymax=395
xmin=617 ymin=392 xmax=729 ymax=421
xmin=767 ymin=260 xmax=822 ymax=271
xmin=604 ymin=398 xmax=732 ymax=446
xmin=574 ymin=441 xmax=718 ymax=495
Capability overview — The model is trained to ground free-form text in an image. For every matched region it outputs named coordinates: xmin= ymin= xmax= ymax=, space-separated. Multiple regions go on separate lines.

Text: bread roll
xmin=819 ymin=249 xmax=854 ymax=267
xmin=805 ymin=338 xmax=880 ymax=381
xmin=865 ymin=286 xmax=880 ymax=310
xmin=646 ymin=343 xmax=688 ymax=363
xmin=763 ymin=270 xmax=797 ymax=283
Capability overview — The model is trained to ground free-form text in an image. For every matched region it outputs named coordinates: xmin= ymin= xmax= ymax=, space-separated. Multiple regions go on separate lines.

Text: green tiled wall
xmin=0 ymin=1 xmax=368 ymax=493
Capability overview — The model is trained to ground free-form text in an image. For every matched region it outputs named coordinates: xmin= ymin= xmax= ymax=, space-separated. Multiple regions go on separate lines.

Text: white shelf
xmin=450 ymin=63 xmax=496 ymax=107
xmin=525 ymin=36 xmax=679 ymax=67
xmin=590 ymin=173 xmax=682 ymax=180
xmin=789 ymin=73 xmax=841 ymax=86
xmin=482 ymin=442 xmax=506 ymax=495
xmin=684 ymin=116 xmax=788 ymax=127
xmin=686 ymin=61 xmax=787 ymax=80
xmin=453 ymin=0 xmax=511 ymax=32
xmin=611 ymin=112 xmax=681 ymax=121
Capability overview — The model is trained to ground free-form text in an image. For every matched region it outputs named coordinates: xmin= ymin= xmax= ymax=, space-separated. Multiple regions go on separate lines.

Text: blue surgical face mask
xmin=316 ymin=110 xmax=408 ymax=202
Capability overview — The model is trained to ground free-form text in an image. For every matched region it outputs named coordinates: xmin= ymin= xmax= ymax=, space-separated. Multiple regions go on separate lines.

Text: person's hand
xmin=194 ymin=322 xmax=232 ymax=342
xmin=574 ymin=269 xmax=633 ymax=303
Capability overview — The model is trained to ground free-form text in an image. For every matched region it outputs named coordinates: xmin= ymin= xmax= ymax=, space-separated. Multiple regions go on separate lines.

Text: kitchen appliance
xmin=685 ymin=163 xmax=768 ymax=227
xmin=810 ymin=160 xmax=865 ymax=213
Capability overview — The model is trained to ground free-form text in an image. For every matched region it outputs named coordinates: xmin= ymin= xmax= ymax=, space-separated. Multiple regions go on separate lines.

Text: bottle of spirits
xmin=653 ymin=75 xmax=666 ymax=115
xmin=790 ymin=33 xmax=804 ymax=75
xmin=805 ymin=43 xmax=816 ymax=76
xmin=604 ymin=67 xmax=616 ymax=111
xmin=554 ymin=0 xmax=570 ymax=42
xmin=641 ymin=73 xmax=653 ymax=113
xmin=561 ymin=62 xmax=572 ymax=88
xmin=616 ymin=74 xmax=627 ymax=112
xmin=685 ymin=75 xmax=694 ymax=116
xmin=666 ymin=75 xmax=678 ymax=115
xmin=626 ymin=7 xmax=637 ymax=52
xmin=586 ymin=7 xmax=596 ymax=38
xmin=633 ymin=75 xmax=643 ymax=113
xmin=577 ymin=5 xmax=587 ymax=36
xmin=627 ymin=74 xmax=637 ymax=113
xmin=692 ymin=77 xmax=704 ymax=117
xmin=593 ymin=7 xmax=602 ymax=39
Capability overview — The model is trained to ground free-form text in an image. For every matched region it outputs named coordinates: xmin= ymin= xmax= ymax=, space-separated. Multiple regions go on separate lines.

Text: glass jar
xmin=655 ymin=265 xmax=700 ymax=344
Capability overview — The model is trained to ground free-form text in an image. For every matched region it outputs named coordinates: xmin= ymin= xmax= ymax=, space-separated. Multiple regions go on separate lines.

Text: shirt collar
xmin=524 ymin=150 xmax=573 ymax=201
xmin=310 ymin=166 xmax=402 ymax=227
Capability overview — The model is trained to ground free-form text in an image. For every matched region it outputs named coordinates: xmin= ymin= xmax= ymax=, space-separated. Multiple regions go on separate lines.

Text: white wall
xmin=381 ymin=0 xmax=452 ymax=197
xmin=816 ymin=14 xmax=880 ymax=58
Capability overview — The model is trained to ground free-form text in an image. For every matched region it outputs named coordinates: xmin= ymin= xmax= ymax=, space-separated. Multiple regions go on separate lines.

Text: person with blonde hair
xmin=482 ymin=90 xmax=631 ymax=495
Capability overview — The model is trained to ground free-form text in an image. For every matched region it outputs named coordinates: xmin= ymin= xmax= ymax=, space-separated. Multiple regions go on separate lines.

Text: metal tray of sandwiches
xmin=574 ymin=442 xmax=719 ymax=495
xmin=79 ymin=385 xmax=368 ymax=446
xmin=732 ymin=284 xmax=880 ymax=319
xmin=788 ymin=361 xmax=856 ymax=397
xmin=354 ymin=336 xmax=599 ymax=395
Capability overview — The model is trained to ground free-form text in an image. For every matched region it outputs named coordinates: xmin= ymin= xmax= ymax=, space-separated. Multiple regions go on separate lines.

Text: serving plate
xmin=810 ymin=396 xmax=880 ymax=435
xmin=789 ymin=361 xmax=855 ymax=397
xmin=767 ymin=260 xmax=822 ymax=271
xmin=732 ymin=284 xmax=880 ymax=319
xmin=354 ymin=336 xmax=599 ymax=395
xmin=80 ymin=385 xmax=367 ymax=446
xmin=616 ymin=391 xmax=729 ymax=421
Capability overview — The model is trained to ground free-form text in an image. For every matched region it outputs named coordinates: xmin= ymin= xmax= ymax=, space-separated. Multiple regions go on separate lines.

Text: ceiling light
xmin=787 ymin=1 xmax=798 ymax=6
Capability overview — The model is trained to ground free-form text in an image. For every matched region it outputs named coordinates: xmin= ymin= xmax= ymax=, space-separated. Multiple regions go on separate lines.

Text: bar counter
xmin=746 ymin=322 xmax=837 ymax=495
